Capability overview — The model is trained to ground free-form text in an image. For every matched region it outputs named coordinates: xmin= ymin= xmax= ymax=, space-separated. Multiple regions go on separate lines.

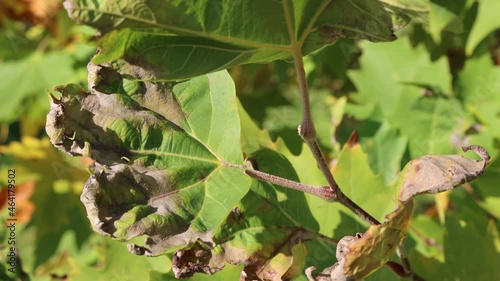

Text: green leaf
xmin=457 ymin=50 xmax=500 ymax=139
xmin=69 ymin=236 xmax=170 ymax=281
xmin=365 ymin=122 xmax=408 ymax=184
xmin=390 ymin=95 xmax=466 ymax=158
xmin=333 ymin=140 xmax=397 ymax=222
xmin=427 ymin=0 xmax=467 ymax=43
xmin=348 ymin=36 xmax=465 ymax=158
xmin=411 ymin=203 xmax=500 ymax=280
xmin=0 ymin=51 xmax=81 ymax=123
xmin=472 ymin=155 xmax=500 ymax=219
xmin=348 ymin=36 xmax=451 ymax=118
xmin=65 ymin=0 xmax=395 ymax=80
xmin=465 ymin=0 xmax=500 ymax=54
xmin=169 ymin=148 xmax=321 ymax=280
xmin=46 ymin=67 xmax=252 ymax=255
xmin=0 ymin=137 xmax=92 ymax=268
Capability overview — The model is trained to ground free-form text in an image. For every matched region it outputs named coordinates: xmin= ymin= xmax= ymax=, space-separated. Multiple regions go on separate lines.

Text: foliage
xmin=1 ymin=0 xmax=500 ymax=280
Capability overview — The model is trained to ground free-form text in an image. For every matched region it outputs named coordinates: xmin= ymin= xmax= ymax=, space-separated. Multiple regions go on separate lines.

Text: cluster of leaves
xmin=2 ymin=0 xmax=500 ymax=280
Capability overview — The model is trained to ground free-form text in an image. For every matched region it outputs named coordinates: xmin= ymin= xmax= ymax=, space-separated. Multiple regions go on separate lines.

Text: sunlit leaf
xmin=397 ymin=145 xmax=490 ymax=202
xmin=167 ymin=148 xmax=320 ymax=280
xmin=65 ymin=0 xmax=395 ymax=80
xmin=46 ymin=67 xmax=252 ymax=255
xmin=333 ymin=138 xmax=397 ymax=222
xmin=0 ymin=52 xmax=81 ymax=123
xmin=341 ymin=202 xmax=413 ymax=279
xmin=0 ymin=137 xmax=91 ymax=268
xmin=465 ymin=0 xmax=500 ymax=54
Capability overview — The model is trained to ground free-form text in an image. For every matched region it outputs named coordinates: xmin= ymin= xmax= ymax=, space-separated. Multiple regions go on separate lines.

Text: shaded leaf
xmin=410 ymin=203 xmax=500 ymax=280
xmin=465 ymin=0 xmax=500 ymax=54
xmin=427 ymin=0 xmax=466 ymax=43
xmin=64 ymin=0 xmax=395 ymax=80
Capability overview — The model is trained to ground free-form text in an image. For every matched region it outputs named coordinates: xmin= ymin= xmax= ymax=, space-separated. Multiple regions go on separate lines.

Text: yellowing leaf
xmin=341 ymin=201 xmax=413 ymax=279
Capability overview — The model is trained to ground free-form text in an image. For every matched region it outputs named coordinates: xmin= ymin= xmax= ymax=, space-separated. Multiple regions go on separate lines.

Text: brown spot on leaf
xmin=413 ymin=164 xmax=421 ymax=173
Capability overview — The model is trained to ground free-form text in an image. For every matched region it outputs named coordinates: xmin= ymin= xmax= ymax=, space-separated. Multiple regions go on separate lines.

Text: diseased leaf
xmin=46 ymin=66 xmax=251 ymax=255
xmin=397 ymin=145 xmax=490 ymax=202
xmin=306 ymin=202 xmax=413 ymax=281
xmin=169 ymin=148 xmax=320 ymax=280
xmin=64 ymin=0 xmax=396 ymax=80
xmin=341 ymin=202 xmax=413 ymax=280
xmin=307 ymin=145 xmax=490 ymax=280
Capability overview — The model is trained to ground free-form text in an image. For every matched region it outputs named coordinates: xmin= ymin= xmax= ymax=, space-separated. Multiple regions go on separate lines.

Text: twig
xmin=293 ymin=50 xmax=340 ymax=194
xmin=386 ymin=261 xmax=426 ymax=281
xmin=336 ymin=191 xmax=380 ymax=225
xmin=290 ymin=47 xmax=423 ymax=281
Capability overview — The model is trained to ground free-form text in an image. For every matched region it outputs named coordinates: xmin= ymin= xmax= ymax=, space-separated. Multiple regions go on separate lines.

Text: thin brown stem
xmin=386 ymin=261 xmax=426 ymax=281
xmin=336 ymin=191 xmax=380 ymax=225
xmin=293 ymin=51 xmax=339 ymax=193
xmin=397 ymin=244 xmax=414 ymax=277
xmin=291 ymin=49 xmax=422 ymax=281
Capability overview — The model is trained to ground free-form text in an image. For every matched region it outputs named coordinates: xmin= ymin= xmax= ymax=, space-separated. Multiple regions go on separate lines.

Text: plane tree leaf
xmin=167 ymin=148 xmax=321 ymax=280
xmin=465 ymin=0 xmax=500 ymax=55
xmin=397 ymin=145 xmax=490 ymax=202
xmin=64 ymin=0 xmax=396 ymax=80
xmin=45 ymin=64 xmax=252 ymax=256
xmin=0 ymin=51 xmax=83 ymax=123
xmin=347 ymin=37 xmax=464 ymax=158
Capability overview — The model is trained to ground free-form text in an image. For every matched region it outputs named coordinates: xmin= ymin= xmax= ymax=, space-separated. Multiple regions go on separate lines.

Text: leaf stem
xmin=386 ymin=261 xmax=426 ymax=281
xmin=336 ymin=191 xmax=380 ymax=225
xmin=243 ymin=168 xmax=335 ymax=201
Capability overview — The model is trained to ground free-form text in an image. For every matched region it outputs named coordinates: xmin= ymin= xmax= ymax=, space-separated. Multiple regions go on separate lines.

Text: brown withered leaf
xmin=398 ymin=145 xmax=490 ymax=202
xmin=307 ymin=145 xmax=490 ymax=280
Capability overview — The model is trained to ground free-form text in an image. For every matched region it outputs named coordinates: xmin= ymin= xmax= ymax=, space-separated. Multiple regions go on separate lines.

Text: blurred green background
xmin=1 ymin=1 xmax=500 ymax=280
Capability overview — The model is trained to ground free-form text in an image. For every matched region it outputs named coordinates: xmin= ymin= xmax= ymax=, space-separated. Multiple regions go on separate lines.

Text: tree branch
xmin=291 ymin=50 xmax=422 ymax=281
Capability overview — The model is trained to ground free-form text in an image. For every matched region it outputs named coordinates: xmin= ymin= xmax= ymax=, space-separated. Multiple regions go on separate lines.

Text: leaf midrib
xmin=130 ymin=149 xmax=219 ymax=164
